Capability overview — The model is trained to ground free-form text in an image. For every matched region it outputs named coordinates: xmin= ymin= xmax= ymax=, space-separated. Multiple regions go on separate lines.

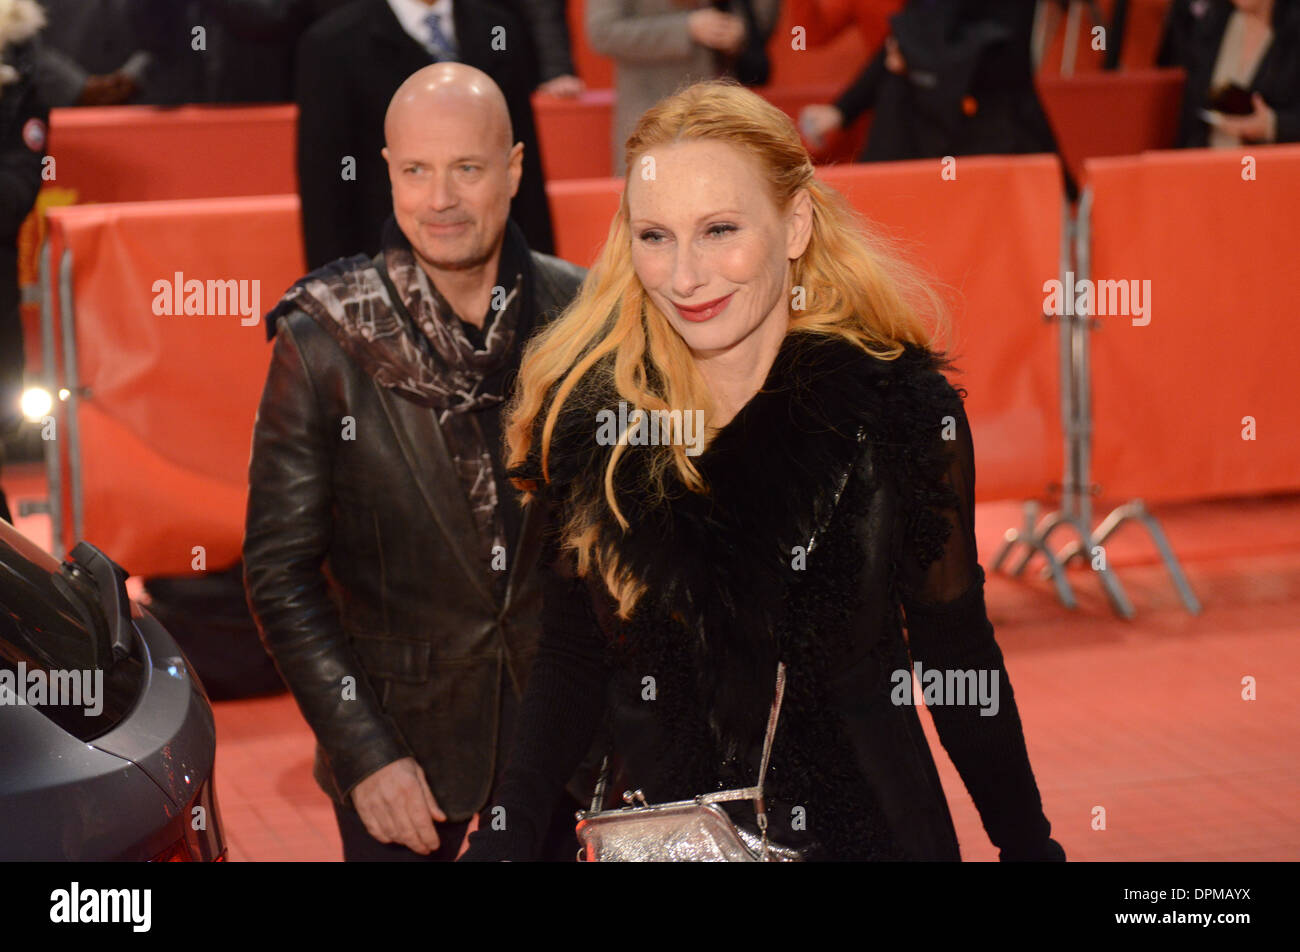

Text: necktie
xmin=424 ymin=10 xmax=457 ymax=61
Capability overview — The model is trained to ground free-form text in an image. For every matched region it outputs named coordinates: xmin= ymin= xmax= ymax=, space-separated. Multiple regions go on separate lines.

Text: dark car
xmin=0 ymin=518 xmax=226 ymax=860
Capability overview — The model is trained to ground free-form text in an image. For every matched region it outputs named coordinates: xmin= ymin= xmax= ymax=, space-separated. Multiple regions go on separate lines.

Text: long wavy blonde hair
xmin=504 ymin=80 xmax=950 ymax=619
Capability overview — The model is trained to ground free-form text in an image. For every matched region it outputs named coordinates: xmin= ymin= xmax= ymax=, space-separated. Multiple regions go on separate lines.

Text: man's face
xmin=384 ymin=100 xmax=522 ymax=272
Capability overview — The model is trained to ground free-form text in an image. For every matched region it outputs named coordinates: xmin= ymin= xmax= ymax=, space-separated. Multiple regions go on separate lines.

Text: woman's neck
xmin=692 ymin=310 xmax=792 ymax=428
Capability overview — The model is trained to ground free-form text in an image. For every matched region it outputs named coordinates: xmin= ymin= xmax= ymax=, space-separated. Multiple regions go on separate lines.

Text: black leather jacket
xmin=243 ymin=251 xmax=584 ymax=820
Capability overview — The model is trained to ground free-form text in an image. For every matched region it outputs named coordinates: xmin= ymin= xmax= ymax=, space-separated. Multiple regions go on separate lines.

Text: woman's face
xmin=626 ymin=140 xmax=811 ymax=359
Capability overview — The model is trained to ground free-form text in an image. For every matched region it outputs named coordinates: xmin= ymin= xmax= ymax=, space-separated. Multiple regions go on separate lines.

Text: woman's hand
xmin=538 ymin=74 xmax=585 ymax=98
xmin=884 ymin=35 xmax=907 ymax=75
xmin=689 ymin=9 xmax=746 ymax=54
xmin=1210 ymin=92 xmax=1277 ymax=143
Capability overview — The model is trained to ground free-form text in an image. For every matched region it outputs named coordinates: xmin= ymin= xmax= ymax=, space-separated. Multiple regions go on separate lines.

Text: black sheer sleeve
xmin=460 ymin=490 xmax=612 ymax=861
xmin=899 ymin=400 xmax=1065 ymax=862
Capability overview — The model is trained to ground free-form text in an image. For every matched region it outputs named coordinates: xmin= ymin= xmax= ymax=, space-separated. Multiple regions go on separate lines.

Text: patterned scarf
xmin=268 ymin=217 xmax=532 ymax=587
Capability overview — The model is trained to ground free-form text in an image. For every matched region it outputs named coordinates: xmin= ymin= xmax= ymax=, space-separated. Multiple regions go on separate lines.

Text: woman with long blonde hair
xmin=462 ymin=80 xmax=1063 ymax=862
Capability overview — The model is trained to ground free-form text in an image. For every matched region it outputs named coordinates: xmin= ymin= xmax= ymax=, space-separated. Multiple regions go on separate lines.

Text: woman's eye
xmin=639 ymin=230 xmax=666 ymax=244
xmin=706 ymin=223 xmax=737 ymax=237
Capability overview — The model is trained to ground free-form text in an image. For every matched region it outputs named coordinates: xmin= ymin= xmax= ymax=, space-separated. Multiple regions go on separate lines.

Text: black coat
xmin=243 ymin=249 xmax=583 ymax=820
xmin=835 ymin=0 xmax=1059 ymax=163
xmin=463 ymin=332 xmax=1065 ymax=861
xmin=294 ymin=0 xmax=554 ymax=270
xmin=1171 ymin=0 xmax=1300 ymax=148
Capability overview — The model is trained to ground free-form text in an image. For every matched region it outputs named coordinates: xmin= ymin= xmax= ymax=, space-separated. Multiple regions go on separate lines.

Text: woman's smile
xmin=673 ymin=292 xmax=735 ymax=323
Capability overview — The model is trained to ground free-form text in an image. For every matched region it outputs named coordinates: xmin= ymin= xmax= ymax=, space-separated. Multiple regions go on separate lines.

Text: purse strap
xmin=751 ymin=661 xmax=786 ymax=858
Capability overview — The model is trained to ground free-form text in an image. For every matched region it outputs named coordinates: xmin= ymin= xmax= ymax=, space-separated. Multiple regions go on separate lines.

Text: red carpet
xmin=5 ymin=462 xmax=1298 ymax=861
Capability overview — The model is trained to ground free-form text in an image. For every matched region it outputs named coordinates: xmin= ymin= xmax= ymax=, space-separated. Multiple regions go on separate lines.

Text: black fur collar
xmin=511 ymin=331 xmax=964 ymax=689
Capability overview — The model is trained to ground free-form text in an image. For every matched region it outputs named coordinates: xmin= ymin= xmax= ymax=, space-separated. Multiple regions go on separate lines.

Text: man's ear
xmin=786 ymin=188 xmax=813 ymax=260
xmin=381 ymin=146 xmax=391 ymax=177
xmin=508 ymin=142 xmax=523 ymax=199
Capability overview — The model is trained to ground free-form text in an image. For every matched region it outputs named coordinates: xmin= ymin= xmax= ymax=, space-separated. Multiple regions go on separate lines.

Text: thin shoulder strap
xmin=755 ymin=663 xmax=786 ymax=796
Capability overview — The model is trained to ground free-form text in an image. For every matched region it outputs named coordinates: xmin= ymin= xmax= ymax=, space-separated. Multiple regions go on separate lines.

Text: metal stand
xmin=992 ymin=195 xmax=1079 ymax=610
xmin=24 ymin=244 xmax=61 ymax=543
xmin=1032 ymin=0 xmax=1108 ymax=76
xmin=31 ymin=241 xmax=85 ymax=559
xmin=991 ymin=190 xmax=1201 ymax=619
xmin=58 ymin=246 xmax=86 ymax=554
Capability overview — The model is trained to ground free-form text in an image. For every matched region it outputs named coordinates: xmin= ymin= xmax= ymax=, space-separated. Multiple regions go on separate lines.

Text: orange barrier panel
xmin=45 ymin=104 xmax=298 ymax=204
xmin=1037 ymin=68 xmax=1184 ymax=186
xmin=1084 ymin=145 xmax=1300 ymax=504
xmin=535 ymin=90 xmax=616 ymax=182
xmin=549 ymin=178 xmax=623 ymax=268
xmin=549 ymin=155 xmax=1064 ymax=503
xmin=45 ymin=196 xmax=305 ymax=574
xmin=24 ymin=105 xmax=300 ymax=377
xmin=821 ymin=157 xmax=1063 ymax=503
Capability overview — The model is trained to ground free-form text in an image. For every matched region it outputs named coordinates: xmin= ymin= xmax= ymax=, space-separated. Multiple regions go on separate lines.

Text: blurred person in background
xmin=587 ymin=0 xmax=781 ymax=174
xmin=0 ymin=0 xmax=45 ymax=523
xmin=33 ymin=0 xmax=152 ymax=106
xmin=799 ymin=0 xmax=1065 ymax=178
xmin=196 ymin=0 xmax=351 ymax=103
xmin=1164 ymin=0 xmax=1300 ymax=148
xmin=178 ymin=0 xmax=579 ymax=105
xmin=106 ymin=0 xmax=347 ymax=105
xmin=295 ymin=0 xmax=555 ymax=270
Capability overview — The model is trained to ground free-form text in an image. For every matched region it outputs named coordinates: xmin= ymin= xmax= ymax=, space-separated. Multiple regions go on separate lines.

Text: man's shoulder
xmin=528 ymin=250 xmax=586 ymax=305
xmin=266 ymin=252 xmax=379 ymax=340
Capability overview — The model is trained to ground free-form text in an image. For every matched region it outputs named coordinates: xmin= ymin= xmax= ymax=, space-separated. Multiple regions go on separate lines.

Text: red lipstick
xmin=674 ymin=292 xmax=734 ymax=323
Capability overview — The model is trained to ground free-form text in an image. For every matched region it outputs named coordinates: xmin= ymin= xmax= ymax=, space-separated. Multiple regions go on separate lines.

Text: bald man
xmin=294 ymin=0 xmax=555 ymax=268
xmin=244 ymin=63 xmax=588 ymax=861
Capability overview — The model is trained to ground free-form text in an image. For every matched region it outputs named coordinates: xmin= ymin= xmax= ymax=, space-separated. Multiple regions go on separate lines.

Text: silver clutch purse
xmin=575 ymin=662 xmax=801 ymax=862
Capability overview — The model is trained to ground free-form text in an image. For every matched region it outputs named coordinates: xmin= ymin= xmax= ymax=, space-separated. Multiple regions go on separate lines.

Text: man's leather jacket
xmin=243 ymin=250 xmax=584 ymax=821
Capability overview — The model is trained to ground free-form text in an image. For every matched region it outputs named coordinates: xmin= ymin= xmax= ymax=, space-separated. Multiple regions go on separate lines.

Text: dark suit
xmin=504 ymin=0 xmax=576 ymax=84
xmin=294 ymin=0 xmax=555 ymax=269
